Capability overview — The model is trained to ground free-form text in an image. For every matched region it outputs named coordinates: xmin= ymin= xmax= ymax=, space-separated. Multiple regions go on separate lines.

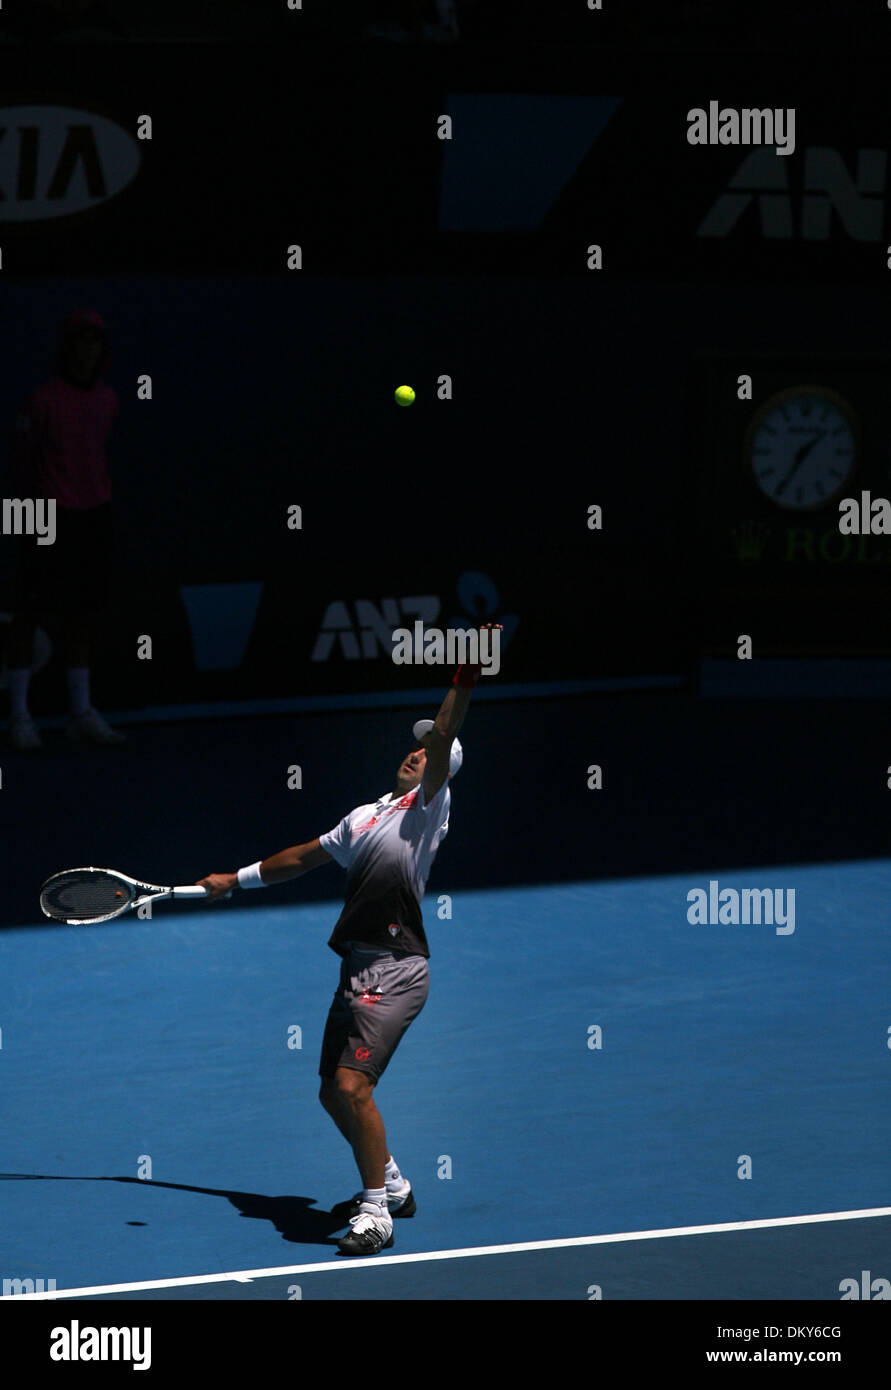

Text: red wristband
xmin=453 ymin=665 xmax=481 ymax=688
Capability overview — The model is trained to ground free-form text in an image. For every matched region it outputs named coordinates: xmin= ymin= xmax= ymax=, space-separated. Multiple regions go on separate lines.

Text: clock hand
xmin=774 ymin=432 xmax=826 ymax=496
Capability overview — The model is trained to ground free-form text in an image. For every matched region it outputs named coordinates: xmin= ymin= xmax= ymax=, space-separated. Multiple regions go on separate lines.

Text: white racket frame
xmin=39 ymin=866 xmax=216 ymax=925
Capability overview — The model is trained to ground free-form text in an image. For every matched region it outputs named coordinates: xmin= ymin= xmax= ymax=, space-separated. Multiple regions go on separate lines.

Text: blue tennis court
xmin=2 ymin=839 xmax=889 ymax=1301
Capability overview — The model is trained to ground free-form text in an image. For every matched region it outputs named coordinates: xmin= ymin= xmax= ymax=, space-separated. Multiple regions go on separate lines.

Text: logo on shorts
xmin=360 ymin=992 xmax=382 ymax=1006
xmin=355 ymin=1046 xmax=371 ymax=1061
xmin=388 ymin=925 xmax=399 ymax=937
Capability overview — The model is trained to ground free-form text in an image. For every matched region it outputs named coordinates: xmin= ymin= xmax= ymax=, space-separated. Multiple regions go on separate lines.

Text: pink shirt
xmin=13 ymin=378 xmax=117 ymax=510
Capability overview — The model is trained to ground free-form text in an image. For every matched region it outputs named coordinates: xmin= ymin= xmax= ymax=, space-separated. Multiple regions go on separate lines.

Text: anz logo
xmin=311 ymin=570 xmax=518 ymax=662
xmin=313 ymin=595 xmax=440 ymax=661
xmin=0 ymin=106 xmax=141 ymax=222
xmin=698 ymin=146 xmax=886 ymax=241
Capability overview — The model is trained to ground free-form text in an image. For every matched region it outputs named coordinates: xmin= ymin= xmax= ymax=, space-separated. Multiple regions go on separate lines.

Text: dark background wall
xmin=6 ymin=690 xmax=891 ymax=930
xmin=2 ymin=273 xmax=889 ymax=711
xmin=1 ymin=13 xmax=889 ymax=925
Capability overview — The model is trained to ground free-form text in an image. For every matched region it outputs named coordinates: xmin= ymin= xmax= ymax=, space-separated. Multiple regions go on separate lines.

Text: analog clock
xmin=743 ymin=385 xmax=858 ymax=511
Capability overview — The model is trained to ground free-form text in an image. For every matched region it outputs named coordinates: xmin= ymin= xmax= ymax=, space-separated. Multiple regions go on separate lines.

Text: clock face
xmin=745 ymin=387 xmax=857 ymax=511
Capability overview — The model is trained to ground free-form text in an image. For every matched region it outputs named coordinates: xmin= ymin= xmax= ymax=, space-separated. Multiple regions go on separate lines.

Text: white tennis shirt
xmin=319 ymin=778 xmax=451 ymax=958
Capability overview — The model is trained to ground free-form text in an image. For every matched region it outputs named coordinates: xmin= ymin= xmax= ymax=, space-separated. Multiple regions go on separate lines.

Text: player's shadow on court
xmin=0 ymin=1173 xmax=347 ymax=1246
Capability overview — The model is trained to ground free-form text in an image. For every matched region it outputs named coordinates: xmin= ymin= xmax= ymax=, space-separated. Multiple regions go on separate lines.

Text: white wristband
xmin=237 ymin=861 xmax=265 ymax=889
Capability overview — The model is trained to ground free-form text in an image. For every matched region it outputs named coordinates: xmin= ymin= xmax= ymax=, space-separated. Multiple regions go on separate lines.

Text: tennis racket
xmin=39 ymin=867 xmax=220 ymax=925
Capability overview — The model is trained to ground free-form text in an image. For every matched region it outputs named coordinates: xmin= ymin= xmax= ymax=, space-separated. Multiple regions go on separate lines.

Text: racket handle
xmin=173 ymin=885 xmax=213 ymax=898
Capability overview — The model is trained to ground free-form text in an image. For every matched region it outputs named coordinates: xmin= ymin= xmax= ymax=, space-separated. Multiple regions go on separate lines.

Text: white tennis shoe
xmin=336 ymin=1181 xmax=416 ymax=1222
xmin=337 ymin=1202 xmax=394 ymax=1256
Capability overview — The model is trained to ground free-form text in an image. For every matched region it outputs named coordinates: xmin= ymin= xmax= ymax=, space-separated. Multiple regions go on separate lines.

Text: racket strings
xmin=40 ymin=870 xmax=133 ymax=921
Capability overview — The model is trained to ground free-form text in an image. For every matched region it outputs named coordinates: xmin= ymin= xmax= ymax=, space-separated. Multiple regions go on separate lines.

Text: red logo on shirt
xmin=355 ymin=1046 xmax=371 ymax=1061
xmin=360 ymin=993 xmax=382 ymax=1006
xmin=353 ymin=791 xmax=417 ymax=838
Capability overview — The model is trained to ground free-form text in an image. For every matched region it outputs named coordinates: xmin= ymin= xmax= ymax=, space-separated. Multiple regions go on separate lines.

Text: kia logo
xmin=0 ymin=106 xmax=141 ymax=222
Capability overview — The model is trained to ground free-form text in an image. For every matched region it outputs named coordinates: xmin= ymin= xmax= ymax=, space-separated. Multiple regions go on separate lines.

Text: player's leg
xmin=318 ymin=1076 xmax=353 ymax=1143
xmin=333 ymin=952 xmax=429 ymax=1228
xmin=321 ymin=1059 xmax=393 ymax=1193
xmin=331 ymin=1064 xmax=396 ymax=1255
xmin=320 ymin=1071 xmax=415 ymax=1224
xmin=332 ymin=1066 xmax=387 ymax=1190
xmin=322 ymin=1068 xmax=414 ymax=1198
xmin=318 ymin=957 xmax=356 ymax=1143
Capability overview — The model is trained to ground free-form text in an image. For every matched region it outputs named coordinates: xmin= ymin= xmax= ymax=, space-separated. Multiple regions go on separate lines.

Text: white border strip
xmin=5 ymin=1205 xmax=891 ymax=1300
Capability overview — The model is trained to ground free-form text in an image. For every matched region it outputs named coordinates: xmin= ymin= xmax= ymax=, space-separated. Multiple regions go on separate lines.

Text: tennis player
xmin=199 ymin=633 xmax=497 ymax=1255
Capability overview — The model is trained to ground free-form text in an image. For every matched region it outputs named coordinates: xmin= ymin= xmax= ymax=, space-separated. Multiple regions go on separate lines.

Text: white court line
xmin=5 ymin=1205 xmax=891 ymax=1300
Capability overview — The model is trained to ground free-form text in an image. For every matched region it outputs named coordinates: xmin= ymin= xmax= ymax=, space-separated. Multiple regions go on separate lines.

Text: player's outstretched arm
xmin=198 ymin=838 xmax=333 ymax=900
xmin=422 ymin=622 xmax=502 ymax=801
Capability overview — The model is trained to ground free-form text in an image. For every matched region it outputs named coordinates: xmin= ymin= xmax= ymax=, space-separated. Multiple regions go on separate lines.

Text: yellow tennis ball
xmin=395 ymin=385 xmax=416 ymax=407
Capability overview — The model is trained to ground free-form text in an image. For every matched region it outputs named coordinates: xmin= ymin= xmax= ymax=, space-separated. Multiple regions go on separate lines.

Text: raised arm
xmin=198 ymin=837 xmax=333 ymax=901
xmin=422 ymin=622 xmax=502 ymax=803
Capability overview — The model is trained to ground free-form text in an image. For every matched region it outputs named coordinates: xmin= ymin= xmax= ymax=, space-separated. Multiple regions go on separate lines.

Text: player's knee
xmin=334 ymin=1067 xmax=372 ymax=1105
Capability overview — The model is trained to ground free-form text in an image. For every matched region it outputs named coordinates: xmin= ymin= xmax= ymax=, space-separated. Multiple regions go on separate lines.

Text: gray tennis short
xmin=319 ymin=945 xmax=430 ymax=1084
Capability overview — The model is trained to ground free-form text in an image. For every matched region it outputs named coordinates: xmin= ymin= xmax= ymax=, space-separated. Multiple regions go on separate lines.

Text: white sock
xmin=8 ymin=668 xmax=31 ymax=720
xmin=385 ymin=1156 xmax=405 ymax=1189
xmin=363 ymin=1185 xmax=388 ymax=1212
xmin=66 ymin=667 xmax=91 ymax=717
